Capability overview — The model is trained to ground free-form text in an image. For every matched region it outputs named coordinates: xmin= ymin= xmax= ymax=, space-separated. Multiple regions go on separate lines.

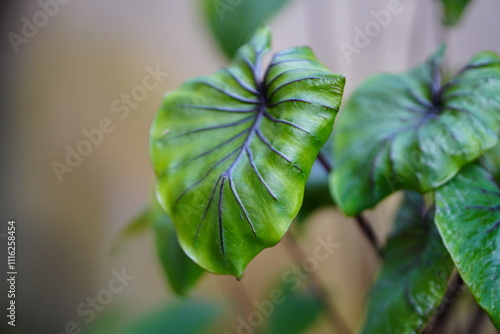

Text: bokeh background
xmin=1 ymin=0 xmax=499 ymax=333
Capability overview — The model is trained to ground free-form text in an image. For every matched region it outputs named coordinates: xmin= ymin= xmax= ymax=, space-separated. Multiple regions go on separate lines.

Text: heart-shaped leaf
xmin=331 ymin=46 xmax=500 ymax=215
xmin=360 ymin=191 xmax=454 ymax=334
xmin=150 ymin=27 xmax=345 ymax=277
xmin=435 ymin=164 xmax=500 ymax=328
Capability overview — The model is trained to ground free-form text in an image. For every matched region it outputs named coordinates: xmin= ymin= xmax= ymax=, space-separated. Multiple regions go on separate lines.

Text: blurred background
xmin=0 ymin=0 xmax=499 ymax=333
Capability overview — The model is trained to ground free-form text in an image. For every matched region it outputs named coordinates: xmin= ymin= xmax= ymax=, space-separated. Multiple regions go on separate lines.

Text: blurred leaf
xmin=82 ymin=312 xmax=124 ymax=334
xmin=440 ymin=0 xmax=473 ymax=26
xmin=295 ymin=160 xmax=335 ymax=225
xmin=201 ymin=0 xmax=292 ymax=59
xmin=361 ymin=191 xmax=454 ymax=334
xmin=150 ymin=27 xmax=345 ymax=277
xmin=123 ymin=300 xmax=219 ymax=334
xmin=265 ymin=276 xmax=322 ymax=334
xmin=111 ymin=208 xmax=150 ymax=254
xmin=435 ymin=164 xmax=500 ymax=329
xmin=150 ymin=199 xmax=206 ymax=296
xmin=331 ymin=46 xmax=500 ymax=215
xmin=481 ymin=142 xmax=500 ymax=183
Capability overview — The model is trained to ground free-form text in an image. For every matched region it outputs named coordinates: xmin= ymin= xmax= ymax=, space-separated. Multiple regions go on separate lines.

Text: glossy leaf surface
xmin=201 ymin=0 xmax=291 ymax=59
xmin=150 ymin=27 xmax=345 ymax=276
xmin=435 ymin=164 xmax=500 ymax=328
xmin=331 ymin=47 xmax=500 ymax=215
xmin=361 ymin=191 xmax=453 ymax=333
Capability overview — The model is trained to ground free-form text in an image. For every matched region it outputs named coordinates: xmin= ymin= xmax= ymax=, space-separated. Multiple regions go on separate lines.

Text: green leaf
xmin=296 ymin=161 xmax=335 ymax=224
xmin=123 ymin=300 xmax=219 ymax=334
xmin=481 ymin=142 xmax=500 ymax=184
xmin=361 ymin=191 xmax=454 ymax=334
xmin=150 ymin=27 xmax=345 ymax=277
xmin=435 ymin=164 xmax=500 ymax=328
xmin=266 ymin=277 xmax=322 ymax=334
xmin=331 ymin=46 xmax=500 ymax=215
xmin=439 ymin=0 xmax=473 ymax=26
xmin=148 ymin=199 xmax=205 ymax=296
xmin=110 ymin=208 xmax=150 ymax=254
xmin=201 ymin=0 xmax=291 ymax=59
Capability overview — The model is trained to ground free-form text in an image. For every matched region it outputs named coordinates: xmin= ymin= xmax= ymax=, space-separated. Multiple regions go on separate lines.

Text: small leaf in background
xmin=201 ymin=0 xmax=292 ymax=59
xmin=360 ymin=191 xmax=454 ymax=334
xmin=435 ymin=164 xmax=500 ymax=329
xmin=82 ymin=312 xmax=124 ymax=334
xmin=295 ymin=160 xmax=335 ymax=225
xmin=82 ymin=301 xmax=219 ymax=334
xmin=110 ymin=208 xmax=150 ymax=254
xmin=439 ymin=0 xmax=473 ymax=26
xmin=123 ymin=300 xmax=219 ymax=334
xmin=331 ymin=46 xmax=500 ymax=215
xmin=265 ymin=276 xmax=323 ymax=334
xmin=149 ymin=199 xmax=206 ymax=296
xmin=150 ymin=27 xmax=345 ymax=277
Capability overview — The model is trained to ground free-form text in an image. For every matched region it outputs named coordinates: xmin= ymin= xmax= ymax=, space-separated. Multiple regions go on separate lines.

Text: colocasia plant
xmin=144 ymin=24 xmax=499 ymax=334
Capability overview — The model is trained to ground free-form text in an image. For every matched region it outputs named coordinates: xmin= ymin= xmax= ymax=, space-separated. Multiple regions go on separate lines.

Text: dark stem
xmin=422 ymin=272 xmax=464 ymax=333
xmin=354 ymin=214 xmax=383 ymax=257
xmin=283 ymin=232 xmax=352 ymax=334
xmin=317 ymin=152 xmax=382 ymax=258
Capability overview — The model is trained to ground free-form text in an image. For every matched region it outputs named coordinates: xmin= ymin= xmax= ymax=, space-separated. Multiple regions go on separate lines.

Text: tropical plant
xmin=120 ymin=1 xmax=499 ymax=333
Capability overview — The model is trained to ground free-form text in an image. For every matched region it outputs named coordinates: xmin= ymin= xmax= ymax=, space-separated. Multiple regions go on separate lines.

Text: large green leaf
xmin=439 ymin=0 xmax=473 ymax=26
xmin=435 ymin=164 xmax=500 ymax=328
xmin=150 ymin=27 xmax=345 ymax=277
xmin=331 ymin=46 xmax=500 ymax=215
xmin=149 ymin=200 xmax=206 ymax=296
xmin=361 ymin=191 xmax=454 ymax=334
xmin=201 ymin=0 xmax=291 ymax=59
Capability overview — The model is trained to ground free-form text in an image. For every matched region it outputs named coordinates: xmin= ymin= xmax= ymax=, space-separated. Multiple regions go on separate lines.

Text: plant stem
xmin=316 ymin=152 xmax=382 ymax=257
xmin=283 ymin=232 xmax=352 ymax=334
xmin=354 ymin=214 xmax=383 ymax=257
